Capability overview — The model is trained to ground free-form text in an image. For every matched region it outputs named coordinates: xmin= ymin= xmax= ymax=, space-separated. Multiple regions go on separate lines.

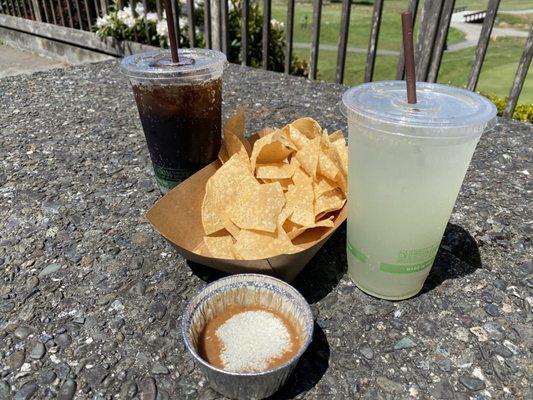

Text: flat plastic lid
xmin=120 ymin=48 xmax=227 ymax=80
xmin=342 ymin=81 xmax=497 ymax=139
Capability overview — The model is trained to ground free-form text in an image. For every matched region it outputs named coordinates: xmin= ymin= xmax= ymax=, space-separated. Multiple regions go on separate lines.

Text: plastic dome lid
xmin=341 ymin=81 xmax=497 ymax=139
xmin=120 ymin=48 xmax=227 ymax=81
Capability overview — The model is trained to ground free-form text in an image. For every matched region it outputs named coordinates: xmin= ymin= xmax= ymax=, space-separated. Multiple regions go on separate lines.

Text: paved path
xmin=448 ymin=11 xmax=530 ymax=51
xmin=0 ymin=44 xmax=67 ymax=78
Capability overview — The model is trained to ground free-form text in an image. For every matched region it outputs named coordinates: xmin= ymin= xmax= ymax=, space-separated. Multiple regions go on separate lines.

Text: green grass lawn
xmin=271 ymin=1 xmax=465 ymax=51
xmin=270 ymin=1 xmax=532 ymax=105
xmin=440 ymin=37 xmax=532 ymax=103
xmin=497 ymin=13 xmax=533 ymax=30
xmin=293 ymin=36 xmax=532 ymax=104
xmin=289 ymin=0 xmax=533 ymax=11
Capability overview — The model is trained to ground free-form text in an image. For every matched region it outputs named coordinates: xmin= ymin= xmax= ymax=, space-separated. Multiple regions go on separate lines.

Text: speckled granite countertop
xmin=0 ymin=61 xmax=531 ymax=400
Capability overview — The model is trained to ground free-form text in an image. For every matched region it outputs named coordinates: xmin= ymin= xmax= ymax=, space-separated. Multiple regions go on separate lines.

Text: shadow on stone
xmin=421 ymin=223 xmax=482 ymax=295
xmin=268 ymin=322 xmax=330 ymax=400
xmin=187 ymin=260 xmax=230 ymax=283
xmin=290 ymin=223 xmax=347 ymax=304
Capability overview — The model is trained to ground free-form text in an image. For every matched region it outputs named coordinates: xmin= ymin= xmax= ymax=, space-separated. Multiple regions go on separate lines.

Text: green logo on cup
xmin=347 ymin=241 xmax=366 ymax=263
xmin=153 ymin=165 xmax=197 ymax=189
xmin=379 ymin=258 xmax=435 ymax=274
xmin=348 ymin=241 xmax=438 ymax=274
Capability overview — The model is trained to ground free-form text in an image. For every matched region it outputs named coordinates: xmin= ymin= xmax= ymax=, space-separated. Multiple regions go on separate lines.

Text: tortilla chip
xmin=218 ymin=146 xmax=229 ymax=164
xmin=282 ymin=218 xmax=300 ymax=235
xmin=256 ymin=162 xmax=297 ymax=180
xmin=225 ymin=131 xmax=251 ymax=168
xmin=296 ymin=136 xmax=320 ymax=179
xmin=287 ymin=125 xmax=310 ymax=150
xmin=292 ymin=117 xmax=321 ymax=139
xmin=219 ymin=108 xmax=252 ymax=163
xmin=317 ymin=148 xmax=340 ymax=181
xmin=204 ymin=234 xmax=234 ymax=259
xmin=223 ymin=219 xmax=240 ymax=239
xmin=329 ymin=130 xmax=344 ymax=143
xmin=331 ymin=138 xmax=348 ymax=177
xmin=228 ymin=182 xmax=285 ymax=233
xmin=292 ymin=167 xmax=312 ymax=187
xmin=314 ymin=177 xmax=337 ymax=197
xmin=201 ymin=155 xmax=258 ymax=235
xmin=285 ymin=179 xmax=315 ymax=227
xmin=287 ymin=217 xmax=335 ymax=240
xmin=250 ymin=131 xmax=293 ymax=172
xmin=224 ymin=107 xmax=246 ymax=138
xmin=262 ymin=178 xmax=293 ymax=191
xmin=203 ymin=112 xmax=347 ymax=260
xmin=315 ymin=189 xmax=346 ymax=216
xmin=335 ymin=171 xmax=348 ymax=196
xmin=278 ymin=207 xmax=293 ymax=226
xmin=234 ymin=226 xmax=300 ymax=260
xmin=273 ymin=129 xmax=298 ymax=150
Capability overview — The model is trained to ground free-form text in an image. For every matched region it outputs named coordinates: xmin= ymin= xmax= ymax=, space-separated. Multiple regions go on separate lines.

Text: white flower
xmin=146 ymin=12 xmax=159 ymax=23
xmin=194 ymin=0 xmax=202 ymax=8
xmin=135 ymin=2 xmax=145 ymax=16
xmin=116 ymin=6 xmax=136 ymax=27
xmin=271 ymin=18 xmax=284 ymax=29
xmin=117 ymin=7 xmax=132 ymax=22
xmin=228 ymin=0 xmax=234 ymax=12
xmin=179 ymin=15 xmax=188 ymax=29
xmin=124 ymin=15 xmax=136 ymax=27
xmin=96 ymin=14 xmax=110 ymax=29
xmin=156 ymin=19 xmax=169 ymax=37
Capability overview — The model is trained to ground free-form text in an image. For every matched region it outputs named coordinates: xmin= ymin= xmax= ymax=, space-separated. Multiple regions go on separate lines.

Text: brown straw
xmin=164 ymin=0 xmax=179 ymax=63
xmin=401 ymin=11 xmax=417 ymax=104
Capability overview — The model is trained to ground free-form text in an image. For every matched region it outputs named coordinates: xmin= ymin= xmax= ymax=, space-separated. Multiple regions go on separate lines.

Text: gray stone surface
xmin=0 ymin=60 xmax=532 ymax=399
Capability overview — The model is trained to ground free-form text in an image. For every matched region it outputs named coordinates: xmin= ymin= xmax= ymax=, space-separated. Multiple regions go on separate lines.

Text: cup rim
xmin=181 ymin=273 xmax=314 ymax=377
xmin=341 ymin=80 xmax=498 ymax=140
xmin=120 ymin=48 xmax=227 ymax=81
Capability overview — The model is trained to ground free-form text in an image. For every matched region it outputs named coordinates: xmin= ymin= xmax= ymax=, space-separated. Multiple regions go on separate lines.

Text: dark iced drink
xmin=121 ymin=49 xmax=226 ymax=192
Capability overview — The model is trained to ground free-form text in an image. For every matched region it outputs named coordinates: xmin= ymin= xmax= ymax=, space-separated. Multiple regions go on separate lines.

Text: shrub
xmin=94 ymin=2 xmax=197 ymax=48
xmin=482 ymin=93 xmax=533 ymax=123
xmin=96 ymin=0 xmax=309 ymax=77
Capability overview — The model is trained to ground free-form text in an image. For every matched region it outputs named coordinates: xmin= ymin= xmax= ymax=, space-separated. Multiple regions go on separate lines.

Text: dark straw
xmin=164 ymin=0 xmax=179 ymax=63
xmin=401 ymin=11 xmax=417 ymax=104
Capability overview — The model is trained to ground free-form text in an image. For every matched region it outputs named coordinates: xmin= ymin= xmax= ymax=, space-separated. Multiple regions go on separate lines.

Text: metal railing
xmin=0 ymin=0 xmax=531 ymax=118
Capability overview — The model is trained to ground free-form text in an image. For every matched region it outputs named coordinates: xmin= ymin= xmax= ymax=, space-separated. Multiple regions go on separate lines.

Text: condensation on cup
xmin=342 ymin=81 xmax=497 ymax=300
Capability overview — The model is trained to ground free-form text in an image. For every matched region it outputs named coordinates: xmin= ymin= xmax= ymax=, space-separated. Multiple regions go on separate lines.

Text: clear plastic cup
xmin=342 ymin=81 xmax=497 ymax=300
xmin=120 ymin=48 xmax=227 ymax=193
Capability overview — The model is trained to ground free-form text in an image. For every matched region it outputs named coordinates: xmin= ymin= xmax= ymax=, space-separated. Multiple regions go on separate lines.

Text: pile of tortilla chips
xmin=198 ymin=109 xmax=348 ymax=260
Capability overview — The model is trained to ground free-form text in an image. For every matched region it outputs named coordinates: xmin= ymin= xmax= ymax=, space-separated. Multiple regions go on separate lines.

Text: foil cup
xmin=181 ymin=274 xmax=314 ymax=400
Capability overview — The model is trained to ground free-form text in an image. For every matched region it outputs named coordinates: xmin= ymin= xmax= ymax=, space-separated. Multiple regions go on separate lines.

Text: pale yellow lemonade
xmin=347 ymin=125 xmax=479 ymax=299
xmin=343 ymin=81 xmax=497 ymax=300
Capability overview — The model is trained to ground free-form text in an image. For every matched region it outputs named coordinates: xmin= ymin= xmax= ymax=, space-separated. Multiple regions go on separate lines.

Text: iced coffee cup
xmin=121 ymin=49 xmax=226 ymax=193
xmin=342 ymin=81 xmax=497 ymax=300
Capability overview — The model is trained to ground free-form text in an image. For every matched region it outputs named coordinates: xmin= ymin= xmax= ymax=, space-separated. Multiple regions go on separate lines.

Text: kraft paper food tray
xmin=146 ymin=131 xmax=347 ymax=283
